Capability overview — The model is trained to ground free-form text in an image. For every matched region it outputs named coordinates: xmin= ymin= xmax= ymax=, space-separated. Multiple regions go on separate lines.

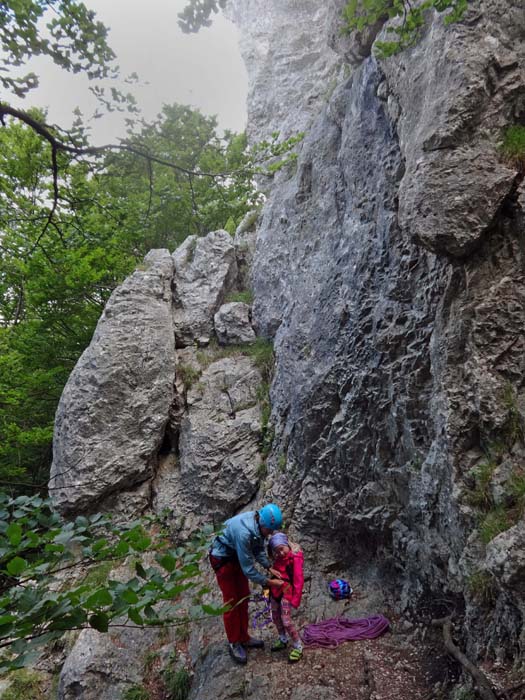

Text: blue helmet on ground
xmin=258 ymin=503 xmax=283 ymax=531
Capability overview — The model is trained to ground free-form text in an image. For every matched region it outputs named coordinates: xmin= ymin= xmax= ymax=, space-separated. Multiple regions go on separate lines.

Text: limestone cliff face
xmin=228 ymin=0 xmax=525 ymax=660
xmin=49 ymin=1 xmax=525 ymax=691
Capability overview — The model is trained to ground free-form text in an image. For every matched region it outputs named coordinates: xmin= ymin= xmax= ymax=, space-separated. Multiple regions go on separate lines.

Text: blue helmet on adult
xmin=258 ymin=503 xmax=283 ymax=531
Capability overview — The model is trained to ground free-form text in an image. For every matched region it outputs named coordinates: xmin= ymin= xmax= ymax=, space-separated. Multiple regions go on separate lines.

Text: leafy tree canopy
xmin=0 ymin=0 xmax=117 ymax=98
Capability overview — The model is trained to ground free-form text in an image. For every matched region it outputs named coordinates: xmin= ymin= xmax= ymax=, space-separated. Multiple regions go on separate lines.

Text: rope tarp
xmin=301 ymin=614 xmax=390 ymax=648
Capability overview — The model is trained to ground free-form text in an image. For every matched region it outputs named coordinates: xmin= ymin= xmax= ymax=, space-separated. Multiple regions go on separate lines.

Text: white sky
xmin=11 ymin=0 xmax=248 ymax=144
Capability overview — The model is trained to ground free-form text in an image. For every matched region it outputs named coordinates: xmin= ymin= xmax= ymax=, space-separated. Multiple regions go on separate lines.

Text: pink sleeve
xmin=290 ymin=550 xmax=304 ymax=608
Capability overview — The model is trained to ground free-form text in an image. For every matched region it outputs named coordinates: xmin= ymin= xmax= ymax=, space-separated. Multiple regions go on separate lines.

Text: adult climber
xmin=209 ymin=503 xmax=285 ymax=664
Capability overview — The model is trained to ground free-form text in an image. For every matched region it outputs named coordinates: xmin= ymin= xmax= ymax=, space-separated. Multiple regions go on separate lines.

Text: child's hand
xmin=269 ymin=567 xmax=282 ymax=579
xmin=268 ymin=578 xmax=284 ymax=587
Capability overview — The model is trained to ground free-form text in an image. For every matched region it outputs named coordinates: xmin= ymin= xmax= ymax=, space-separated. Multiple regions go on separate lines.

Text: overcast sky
xmin=13 ymin=0 xmax=248 ymax=143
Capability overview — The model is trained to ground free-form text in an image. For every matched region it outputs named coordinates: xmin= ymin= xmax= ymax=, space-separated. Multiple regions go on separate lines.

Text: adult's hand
xmin=269 ymin=567 xmax=282 ymax=579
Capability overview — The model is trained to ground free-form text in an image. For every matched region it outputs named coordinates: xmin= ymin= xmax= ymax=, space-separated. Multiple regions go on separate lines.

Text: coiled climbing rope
xmin=301 ymin=614 xmax=390 ymax=648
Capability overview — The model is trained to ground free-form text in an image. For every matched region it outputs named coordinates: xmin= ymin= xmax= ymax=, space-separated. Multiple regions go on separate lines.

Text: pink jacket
xmin=269 ymin=547 xmax=304 ymax=609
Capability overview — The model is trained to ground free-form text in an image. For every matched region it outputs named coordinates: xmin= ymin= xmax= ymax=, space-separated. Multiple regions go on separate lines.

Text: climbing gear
xmin=288 ymin=646 xmax=303 ymax=663
xmin=251 ymin=592 xmax=273 ymax=629
xmin=209 ymin=549 xmax=238 ymax=572
xmin=328 ymin=578 xmax=353 ymax=601
xmin=258 ymin=503 xmax=283 ymax=530
xmin=229 ymin=642 xmax=248 ymax=664
xmin=271 ymin=638 xmax=288 ymax=651
xmin=268 ymin=532 xmax=289 ymax=552
xmin=244 ymin=636 xmax=264 ymax=648
xmin=302 ymin=615 xmax=390 ymax=648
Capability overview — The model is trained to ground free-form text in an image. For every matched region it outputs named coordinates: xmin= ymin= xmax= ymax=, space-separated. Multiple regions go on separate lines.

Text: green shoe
xmin=288 ymin=647 xmax=303 ymax=663
xmin=271 ymin=639 xmax=288 ymax=652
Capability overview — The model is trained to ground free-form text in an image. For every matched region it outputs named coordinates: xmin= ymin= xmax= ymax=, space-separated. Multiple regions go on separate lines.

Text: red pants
xmin=210 ymin=555 xmax=250 ymax=644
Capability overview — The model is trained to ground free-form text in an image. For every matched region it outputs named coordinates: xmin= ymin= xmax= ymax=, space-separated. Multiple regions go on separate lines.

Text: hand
xmin=268 ymin=578 xmax=284 ymax=587
xmin=269 ymin=567 xmax=282 ymax=579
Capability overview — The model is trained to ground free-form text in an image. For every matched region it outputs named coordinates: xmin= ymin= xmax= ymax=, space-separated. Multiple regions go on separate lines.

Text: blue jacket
xmin=210 ymin=511 xmax=271 ymax=586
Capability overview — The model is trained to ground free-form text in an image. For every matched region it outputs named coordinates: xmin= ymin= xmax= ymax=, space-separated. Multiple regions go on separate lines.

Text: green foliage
xmin=164 ymin=666 xmax=191 ymax=700
xmin=0 ymin=668 xmax=46 ymax=700
xmin=0 ymin=0 xmax=117 ymax=99
xmin=225 ymin=290 xmax=254 ymax=305
xmin=466 ymin=570 xmax=497 ymax=606
xmin=123 ymin=686 xmax=150 ymax=700
xmin=501 ymin=383 xmax=525 ymax=445
xmin=178 ymin=0 xmax=227 ymax=33
xmin=0 ymin=493 xmax=224 ymax=671
xmin=242 ymin=338 xmax=274 ymax=383
xmin=501 ymin=126 xmax=525 ymax=170
xmin=177 ymin=364 xmax=202 ymax=392
xmin=479 ymin=506 xmax=511 ymax=544
xmin=342 ymin=0 xmax=468 ymax=58
xmin=0 ymin=106 xmax=293 ymax=489
xmin=465 ymin=459 xmax=497 ymax=510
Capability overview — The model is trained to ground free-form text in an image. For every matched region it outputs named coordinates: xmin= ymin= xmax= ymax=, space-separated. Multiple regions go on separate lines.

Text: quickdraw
xmin=251 ymin=590 xmax=273 ymax=629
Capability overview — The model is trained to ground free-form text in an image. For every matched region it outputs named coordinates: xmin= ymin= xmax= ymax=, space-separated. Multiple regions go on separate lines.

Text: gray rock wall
xmin=229 ymin=0 xmax=525 ymax=660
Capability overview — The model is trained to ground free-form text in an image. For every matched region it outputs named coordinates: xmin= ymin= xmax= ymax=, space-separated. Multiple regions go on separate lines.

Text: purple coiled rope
xmin=301 ymin=615 xmax=390 ymax=648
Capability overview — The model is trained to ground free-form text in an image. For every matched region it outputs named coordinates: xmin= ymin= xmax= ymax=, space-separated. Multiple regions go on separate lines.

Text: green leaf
xmin=89 ymin=612 xmax=109 ymax=632
xmin=128 ymin=607 xmax=143 ymax=625
xmin=120 ymin=588 xmax=139 ymax=605
xmin=85 ymin=588 xmax=113 ymax=609
xmin=6 ymin=522 xmax=22 ymax=546
xmin=157 ymin=553 xmax=176 ymax=572
xmin=135 ymin=561 xmax=148 ymax=579
xmin=7 ymin=556 xmax=28 ymax=575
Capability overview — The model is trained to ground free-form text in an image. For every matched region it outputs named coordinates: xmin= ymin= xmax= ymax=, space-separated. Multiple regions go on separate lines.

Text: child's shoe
xmin=270 ymin=638 xmax=288 ymax=652
xmin=288 ymin=646 xmax=303 ymax=663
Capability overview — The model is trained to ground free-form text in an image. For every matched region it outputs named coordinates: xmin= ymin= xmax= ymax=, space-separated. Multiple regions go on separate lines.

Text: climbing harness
xmin=251 ymin=590 xmax=273 ymax=629
xmin=301 ymin=614 xmax=390 ymax=648
xmin=328 ymin=578 xmax=353 ymax=600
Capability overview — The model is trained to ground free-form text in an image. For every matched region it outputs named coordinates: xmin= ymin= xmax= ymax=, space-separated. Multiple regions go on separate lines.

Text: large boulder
xmin=50 ymin=250 xmax=176 ymax=514
xmin=214 ymin=302 xmax=256 ymax=345
xmin=172 ymin=231 xmax=238 ymax=346
xmin=154 ymin=354 xmax=263 ymax=527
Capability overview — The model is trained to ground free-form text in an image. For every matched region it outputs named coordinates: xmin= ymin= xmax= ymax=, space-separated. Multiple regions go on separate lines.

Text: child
xmin=267 ymin=532 xmax=304 ymax=662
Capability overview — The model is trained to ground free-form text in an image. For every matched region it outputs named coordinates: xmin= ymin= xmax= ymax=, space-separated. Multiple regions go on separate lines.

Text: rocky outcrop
xmin=229 ymin=0 xmax=525 ymax=664
xmin=50 ymin=250 xmax=176 ymax=515
xmin=225 ymin=0 xmax=344 ymax=144
xmin=214 ymin=302 xmax=256 ymax=345
xmin=172 ymin=230 xmax=238 ymax=347
xmin=152 ymin=350 xmax=264 ymax=530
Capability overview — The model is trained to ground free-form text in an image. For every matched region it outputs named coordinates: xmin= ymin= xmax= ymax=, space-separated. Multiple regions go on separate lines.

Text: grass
xmin=225 ymin=290 xmax=254 ymax=305
xmin=466 ymin=570 xmax=497 ymax=606
xmin=502 ymin=383 xmax=525 ymax=446
xmin=164 ymin=666 xmax=191 ymax=700
xmin=256 ymin=460 xmax=267 ymax=479
xmin=123 ymin=686 xmax=149 ymax=700
xmin=508 ymin=467 xmax=525 ymax=514
xmin=479 ymin=506 xmax=512 ymax=544
xmin=501 ymin=125 xmax=525 ymax=170
xmin=465 ymin=459 xmax=497 ymax=510
xmin=196 ymin=337 xmax=274 ymax=381
xmin=1 ymin=670 xmax=46 ymax=700
xmin=176 ymin=363 xmax=202 ymax=391
xmin=174 ymin=621 xmax=191 ymax=643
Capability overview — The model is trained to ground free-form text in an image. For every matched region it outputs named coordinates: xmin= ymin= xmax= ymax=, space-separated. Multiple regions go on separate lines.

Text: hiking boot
xmin=243 ymin=637 xmax=264 ymax=649
xmin=288 ymin=647 xmax=303 ymax=663
xmin=271 ymin=638 xmax=288 ymax=652
xmin=229 ymin=642 xmax=248 ymax=665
